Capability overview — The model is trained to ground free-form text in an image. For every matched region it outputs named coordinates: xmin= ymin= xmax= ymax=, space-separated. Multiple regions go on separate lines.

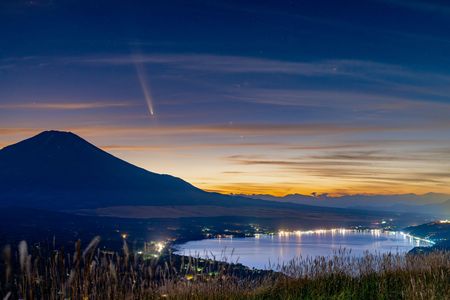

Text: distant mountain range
xmin=238 ymin=193 xmax=450 ymax=216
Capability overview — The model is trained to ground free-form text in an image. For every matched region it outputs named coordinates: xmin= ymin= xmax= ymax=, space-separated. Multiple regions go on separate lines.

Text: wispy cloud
xmin=0 ymin=128 xmax=39 ymax=135
xmin=6 ymin=53 xmax=450 ymax=111
xmin=0 ymin=101 xmax=134 ymax=110
xmin=76 ymin=54 xmax=412 ymax=78
xmin=379 ymin=0 xmax=450 ymax=15
xmin=225 ymin=88 xmax=450 ymax=111
xmin=101 ymin=142 xmax=290 ymax=152
xmin=70 ymin=53 xmax=450 ymax=112
xmin=73 ymin=53 xmax=450 ymax=85
xmin=55 ymin=122 xmax=444 ymax=137
xmin=1 ymin=118 xmax=449 ymax=141
xmin=98 ymin=139 xmax=450 ymax=153
xmin=225 ymin=148 xmax=450 ymax=187
xmin=4 ymin=53 xmax=419 ymax=80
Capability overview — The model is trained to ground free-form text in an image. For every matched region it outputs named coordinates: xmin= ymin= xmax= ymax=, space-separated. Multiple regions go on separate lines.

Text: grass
xmin=1 ymin=238 xmax=449 ymax=299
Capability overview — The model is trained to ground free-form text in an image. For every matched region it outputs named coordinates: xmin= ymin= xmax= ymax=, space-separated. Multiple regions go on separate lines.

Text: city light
xmin=155 ymin=241 xmax=165 ymax=253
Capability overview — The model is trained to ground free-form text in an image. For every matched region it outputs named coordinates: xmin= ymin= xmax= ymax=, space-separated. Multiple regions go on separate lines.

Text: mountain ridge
xmin=0 ymin=130 xmax=222 ymax=209
xmin=239 ymin=193 xmax=450 ymax=216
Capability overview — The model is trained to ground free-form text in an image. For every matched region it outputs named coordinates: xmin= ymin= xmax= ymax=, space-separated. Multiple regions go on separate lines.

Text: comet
xmin=133 ymin=54 xmax=155 ymax=116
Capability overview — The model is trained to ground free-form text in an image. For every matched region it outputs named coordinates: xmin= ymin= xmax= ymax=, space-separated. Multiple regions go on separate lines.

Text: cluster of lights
xmin=155 ymin=241 xmax=165 ymax=253
xmin=399 ymin=232 xmax=435 ymax=245
xmin=276 ymin=228 xmax=435 ymax=245
xmin=278 ymin=228 xmax=353 ymax=236
xmin=135 ymin=240 xmax=167 ymax=258
xmin=439 ymin=219 xmax=450 ymax=224
xmin=216 ymin=234 xmax=234 ymax=239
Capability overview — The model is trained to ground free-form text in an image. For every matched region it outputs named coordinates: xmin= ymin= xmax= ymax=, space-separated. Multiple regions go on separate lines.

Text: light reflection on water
xmin=174 ymin=230 xmax=432 ymax=270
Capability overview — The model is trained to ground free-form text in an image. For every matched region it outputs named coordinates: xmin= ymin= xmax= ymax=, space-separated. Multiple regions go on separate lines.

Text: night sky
xmin=1 ymin=0 xmax=449 ymax=196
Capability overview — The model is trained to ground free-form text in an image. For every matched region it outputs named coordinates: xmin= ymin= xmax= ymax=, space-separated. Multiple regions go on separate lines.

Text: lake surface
xmin=174 ymin=229 xmax=432 ymax=270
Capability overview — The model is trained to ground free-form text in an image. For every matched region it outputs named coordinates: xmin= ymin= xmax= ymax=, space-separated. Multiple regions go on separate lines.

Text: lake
xmin=174 ymin=229 xmax=432 ymax=270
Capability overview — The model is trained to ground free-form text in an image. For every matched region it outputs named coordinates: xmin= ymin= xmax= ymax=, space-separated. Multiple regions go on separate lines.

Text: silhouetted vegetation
xmin=1 ymin=238 xmax=449 ymax=299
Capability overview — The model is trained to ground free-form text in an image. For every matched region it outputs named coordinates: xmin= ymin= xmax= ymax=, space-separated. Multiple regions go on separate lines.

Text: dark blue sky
xmin=2 ymin=0 xmax=450 ymax=67
xmin=1 ymin=0 xmax=449 ymax=195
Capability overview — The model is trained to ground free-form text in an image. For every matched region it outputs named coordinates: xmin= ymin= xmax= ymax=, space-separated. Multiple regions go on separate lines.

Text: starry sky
xmin=1 ymin=0 xmax=450 ymax=196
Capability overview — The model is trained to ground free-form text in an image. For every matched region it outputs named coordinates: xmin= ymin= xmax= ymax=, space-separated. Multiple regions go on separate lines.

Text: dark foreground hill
xmin=405 ymin=221 xmax=450 ymax=252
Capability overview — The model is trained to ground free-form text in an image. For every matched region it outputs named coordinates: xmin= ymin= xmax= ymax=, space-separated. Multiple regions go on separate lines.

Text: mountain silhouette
xmin=0 ymin=130 xmax=234 ymax=209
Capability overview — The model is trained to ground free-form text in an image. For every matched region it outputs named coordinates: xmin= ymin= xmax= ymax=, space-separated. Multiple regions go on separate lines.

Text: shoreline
xmin=169 ymin=228 xmax=436 ymax=271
